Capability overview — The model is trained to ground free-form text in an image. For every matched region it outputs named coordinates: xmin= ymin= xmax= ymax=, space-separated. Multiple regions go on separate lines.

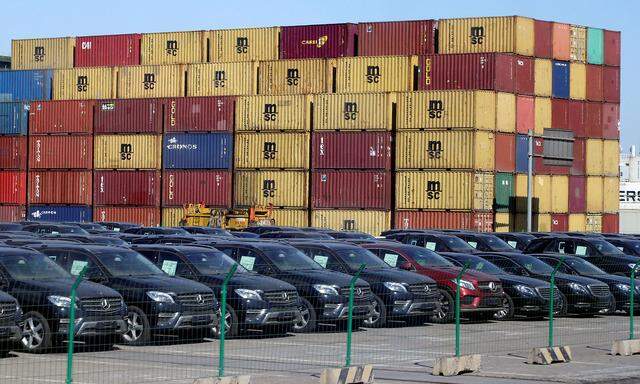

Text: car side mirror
xmin=400 ymin=262 xmax=415 ymax=271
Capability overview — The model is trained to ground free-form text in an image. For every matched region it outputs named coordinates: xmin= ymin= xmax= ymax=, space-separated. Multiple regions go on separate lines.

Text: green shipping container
xmin=494 ymin=173 xmax=514 ymax=212
xmin=587 ymin=28 xmax=604 ymax=65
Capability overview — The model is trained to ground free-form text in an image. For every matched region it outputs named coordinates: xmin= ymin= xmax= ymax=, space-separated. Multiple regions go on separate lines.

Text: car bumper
xmin=244 ymin=307 xmax=300 ymax=326
xmin=460 ymin=295 xmax=504 ymax=312
xmin=390 ymin=298 xmax=439 ymax=317
xmin=59 ymin=316 xmax=128 ymax=337
xmin=0 ymin=325 xmax=22 ymax=341
xmin=512 ymin=297 xmax=561 ymax=316
xmin=319 ymin=300 xmax=374 ymax=322
xmin=155 ymin=311 xmax=218 ymax=331
xmin=568 ymin=295 xmax=612 ymax=314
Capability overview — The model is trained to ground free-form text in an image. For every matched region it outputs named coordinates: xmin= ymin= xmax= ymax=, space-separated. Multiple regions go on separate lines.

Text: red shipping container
xmin=94 ymin=206 xmax=160 ymax=227
xmin=550 ymin=214 xmax=569 ymax=232
xmin=552 ymin=99 xmax=584 ymax=134
xmin=29 ymin=170 xmax=92 ymax=205
xmin=534 ymin=20 xmax=553 ymax=59
xmin=164 ymin=97 xmax=234 ymax=132
xmin=94 ymin=99 xmax=163 ymax=134
xmin=603 ymin=30 xmax=621 ymax=66
xmin=584 ymin=102 xmax=603 ymax=138
xmin=0 ymin=136 xmax=27 ymax=169
xmin=75 ymin=34 xmax=142 ymax=67
xmin=602 ymin=103 xmax=620 ymax=139
xmin=473 ymin=212 xmax=494 ymax=232
xmin=494 ymin=133 xmax=516 ymax=172
xmin=569 ymin=176 xmax=586 ymax=213
xmin=312 ymin=171 xmax=391 ymax=209
xmin=516 ymin=96 xmax=534 ymax=134
xmin=94 ymin=171 xmax=160 ymax=206
xmin=28 ymin=135 xmax=92 ymax=169
xmin=585 ymin=65 xmax=603 ymax=102
xmin=358 ymin=20 xmax=435 ymax=56
xmin=394 ymin=211 xmax=491 ymax=231
xmin=571 ymin=138 xmax=586 ymax=175
xmin=280 ymin=24 xmax=357 ymax=59
xmin=0 ymin=171 xmax=26 ymax=204
xmin=602 ymin=66 xmax=620 ymax=103
xmin=0 ymin=205 xmax=25 ymax=222
xmin=162 ymin=170 xmax=232 ymax=207
xmin=602 ymin=213 xmax=619 ymax=233
xmin=29 ymin=100 xmax=94 ymax=134
xmin=312 ymin=132 xmax=391 ymax=169
xmin=419 ymin=53 xmax=534 ymax=94
xmin=533 ymin=137 xmax=570 ymax=175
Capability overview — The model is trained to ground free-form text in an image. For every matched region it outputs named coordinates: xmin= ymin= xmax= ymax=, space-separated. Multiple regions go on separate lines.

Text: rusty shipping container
xmin=585 ymin=64 xmax=603 ymax=102
xmin=141 ymin=31 xmax=205 ymax=65
xmin=602 ymin=103 xmax=620 ymax=139
xmin=395 ymin=211 xmax=493 ymax=232
xmin=162 ymin=170 xmax=232 ymax=207
xmin=311 ymin=170 xmax=391 ymax=209
xmin=164 ymin=96 xmax=234 ymax=132
xmin=11 ymin=37 xmax=75 ymax=69
xmin=186 ymin=62 xmax=258 ymax=97
xmin=313 ymin=93 xmax=393 ymax=131
xmin=0 ymin=205 xmax=25 ymax=222
xmin=311 ymin=131 xmax=391 ymax=169
xmin=235 ymin=132 xmax=309 ymax=169
xmin=570 ymin=25 xmax=587 ymax=62
xmin=0 ymin=171 xmax=26 ymax=204
xmin=94 ymin=206 xmax=160 ymax=227
xmin=258 ymin=59 xmax=328 ymax=95
xmin=117 ymin=65 xmax=185 ymax=99
xmin=311 ymin=210 xmax=391 ymax=235
xmin=494 ymin=133 xmax=516 ymax=172
xmin=52 ymin=67 xmax=115 ymax=100
xmin=28 ymin=170 xmax=92 ymax=205
xmin=94 ymin=98 xmax=163 ymax=134
xmin=604 ymin=30 xmax=621 ymax=66
xmin=94 ymin=170 xmax=161 ymax=206
xmin=280 ymin=24 xmax=356 ymax=59
xmin=29 ymin=100 xmax=94 ymax=134
xmin=584 ymin=102 xmax=602 ymax=139
xmin=551 ymin=99 xmax=585 ymax=135
xmin=209 ymin=27 xmax=280 ymax=62
xmin=0 ymin=136 xmax=27 ymax=169
xmin=358 ymin=20 xmax=436 ymax=56
xmin=94 ymin=135 xmax=162 ymax=170
xmin=235 ymin=95 xmax=311 ymax=131
xmin=75 ymin=34 xmax=142 ymax=67
xmin=332 ymin=56 xmax=415 ymax=93
xmin=234 ymin=170 xmax=308 ymax=208
xmin=603 ymin=66 xmax=620 ymax=103
xmin=534 ymin=20 xmax=553 ymax=59
xmin=602 ymin=213 xmax=619 ymax=233
xmin=28 ymin=135 xmax=92 ymax=169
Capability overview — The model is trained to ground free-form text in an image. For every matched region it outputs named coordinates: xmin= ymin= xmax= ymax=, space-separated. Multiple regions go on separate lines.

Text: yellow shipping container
xmin=186 ymin=62 xmax=258 ymax=96
xmin=494 ymin=212 xmax=512 ymax=232
xmin=258 ymin=59 xmax=328 ymax=95
xmin=534 ymin=59 xmax=552 ymax=97
xmin=209 ymin=27 xmax=280 ymax=62
xmin=94 ymin=135 xmax=162 ymax=170
xmin=603 ymin=140 xmax=620 ymax=176
xmin=162 ymin=207 xmax=183 ymax=227
xmin=513 ymin=213 xmax=551 ymax=232
xmin=234 ymin=170 xmax=308 ymax=208
xmin=397 ymin=91 xmax=496 ymax=130
xmin=586 ymin=176 xmax=604 ymax=213
xmin=235 ymin=95 xmax=311 ymax=131
xmin=234 ymin=132 xmax=309 ymax=169
xmin=395 ymin=171 xmax=493 ymax=210
xmin=534 ymin=97 xmax=551 ymax=135
xmin=313 ymin=93 xmax=393 ymax=131
xmin=603 ymin=177 xmax=619 ymax=213
xmin=11 ymin=37 xmax=74 ymax=69
xmin=533 ymin=175 xmax=551 ymax=213
xmin=438 ymin=16 xmax=534 ymax=56
xmin=514 ymin=174 xmax=528 ymax=212
xmin=311 ymin=210 xmax=391 ymax=236
xmin=272 ymin=209 xmax=309 ymax=227
xmin=551 ymin=175 xmax=569 ymax=213
xmin=569 ymin=214 xmax=587 ymax=232
xmin=332 ymin=56 xmax=416 ymax=93
xmin=585 ymin=213 xmax=602 ymax=233
xmin=515 ymin=174 xmax=567 ymax=213
xmin=117 ymin=65 xmax=185 ymax=99
xmin=570 ymin=26 xmax=587 ymax=62
xmin=53 ymin=67 xmax=115 ymax=100
xmin=586 ymin=139 xmax=604 ymax=176
xmin=569 ymin=62 xmax=586 ymax=100
xmin=141 ymin=31 xmax=205 ymax=65
xmin=395 ymin=130 xmax=495 ymax=170
xmin=496 ymin=92 xmax=516 ymax=133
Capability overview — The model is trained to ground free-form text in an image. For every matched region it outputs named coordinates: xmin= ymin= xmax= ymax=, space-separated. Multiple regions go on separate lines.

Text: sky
xmin=0 ymin=0 xmax=635 ymax=149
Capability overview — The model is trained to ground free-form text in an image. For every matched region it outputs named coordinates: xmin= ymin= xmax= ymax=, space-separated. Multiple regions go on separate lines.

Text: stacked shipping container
xmin=0 ymin=102 xmax=28 ymax=221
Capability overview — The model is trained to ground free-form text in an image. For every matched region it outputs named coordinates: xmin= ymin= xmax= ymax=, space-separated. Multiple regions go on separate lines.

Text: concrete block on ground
xmin=527 ymin=346 xmax=572 ymax=364
xmin=193 ymin=376 xmax=251 ymax=384
xmin=612 ymin=339 xmax=640 ymax=356
xmin=432 ymin=354 xmax=481 ymax=376
xmin=320 ymin=365 xmax=374 ymax=384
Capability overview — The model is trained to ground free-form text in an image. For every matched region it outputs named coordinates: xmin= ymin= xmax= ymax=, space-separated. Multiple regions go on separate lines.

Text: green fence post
xmin=455 ymin=261 xmax=470 ymax=358
xmin=218 ymin=263 xmax=238 ymax=378
xmin=345 ymin=263 xmax=366 ymax=368
xmin=630 ymin=265 xmax=640 ymax=340
xmin=66 ymin=266 xmax=88 ymax=384
xmin=548 ymin=257 xmax=565 ymax=349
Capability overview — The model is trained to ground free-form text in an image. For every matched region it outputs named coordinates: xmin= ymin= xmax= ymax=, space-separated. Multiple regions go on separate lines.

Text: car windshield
xmin=0 ymin=224 xmax=22 ymax=231
xmin=442 ymin=236 xmax=476 ymax=252
xmin=463 ymin=258 xmax=504 ymax=275
xmin=478 ymin=235 xmax=515 ymax=251
xmin=55 ymin=226 xmax=90 ymax=235
xmin=184 ymin=250 xmax=248 ymax=275
xmin=335 ymin=248 xmax=390 ymax=271
xmin=519 ymin=256 xmax=555 ymax=276
xmin=564 ymin=258 xmax=607 ymax=276
xmin=0 ymin=252 xmax=71 ymax=280
xmin=404 ymin=247 xmax=454 ymax=268
xmin=590 ymin=240 xmax=625 ymax=256
xmin=332 ymin=232 xmax=375 ymax=240
xmin=73 ymin=223 xmax=104 ymax=230
xmin=94 ymin=250 xmax=164 ymax=277
xmin=263 ymin=247 xmax=324 ymax=271
xmin=91 ymin=237 xmax=127 ymax=246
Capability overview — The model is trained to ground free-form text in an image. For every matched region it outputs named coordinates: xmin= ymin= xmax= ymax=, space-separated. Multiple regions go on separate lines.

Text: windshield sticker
xmin=240 ymin=256 xmax=255 ymax=271
xmin=507 ymin=241 xmax=518 ymax=248
xmin=161 ymin=260 xmax=178 ymax=276
xmin=575 ymin=246 xmax=587 ymax=256
xmin=467 ymin=241 xmax=478 ymax=248
xmin=425 ymin=242 xmax=437 ymax=251
xmin=114 ymin=228 xmax=120 ymax=232
xmin=48 ymin=255 xmax=57 ymax=261
xmin=617 ymin=246 xmax=625 ymax=251
xmin=70 ymin=260 xmax=88 ymax=276
xmin=383 ymin=253 xmax=398 ymax=267
xmin=524 ymin=263 xmax=533 ymax=271
xmin=476 ymin=262 xmax=484 ymax=270
xmin=314 ymin=255 xmax=328 ymax=268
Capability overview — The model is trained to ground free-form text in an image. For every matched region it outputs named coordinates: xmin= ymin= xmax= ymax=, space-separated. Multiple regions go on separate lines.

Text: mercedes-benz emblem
xmin=355 ymin=288 xmax=363 ymax=297
xmin=196 ymin=294 xmax=205 ymax=304
xmin=101 ymin=299 xmax=110 ymax=310
xmin=488 ymin=282 xmax=497 ymax=292
xmin=424 ymin=285 xmax=431 ymax=293
xmin=0 ymin=307 xmax=4 ymax=316
xmin=281 ymin=292 xmax=289 ymax=301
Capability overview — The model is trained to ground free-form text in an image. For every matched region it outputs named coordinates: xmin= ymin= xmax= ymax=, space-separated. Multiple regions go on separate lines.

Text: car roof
xmin=28 ymin=243 xmax=131 ymax=252
xmin=287 ymin=240 xmax=362 ymax=249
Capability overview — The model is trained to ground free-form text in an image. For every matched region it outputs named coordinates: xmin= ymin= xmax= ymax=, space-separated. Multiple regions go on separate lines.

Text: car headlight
xmin=48 ymin=295 xmax=76 ymax=308
xmin=568 ymin=282 xmax=590 ymax=295
xmin=629 ymin=263 xmax=638 ymax=270
xmin=616 ymin=283 xmax=632 ymax=293
xmin=146 ymin=291 xmax=175 ymax=303
xmin=450 ymin=279 xmax=475 ymax=290
xmin=383 ymin=282 xmax=408 ymax=293
xmin=313 ymin=284 xmax=340 ymax=296
xmin=514 ymin=285 xmax=537 ymax=296
xmin=235 ymin=289 xmax=263 ymax=300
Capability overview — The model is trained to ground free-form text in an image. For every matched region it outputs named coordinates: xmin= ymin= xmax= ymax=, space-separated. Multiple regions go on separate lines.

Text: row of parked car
xmin=0 ymin=220 xmax=638 ymax=356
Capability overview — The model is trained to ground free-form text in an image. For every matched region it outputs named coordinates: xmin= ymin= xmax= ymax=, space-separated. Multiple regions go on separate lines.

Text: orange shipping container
xmin=552 ymin=23 xmax=571 ymax=61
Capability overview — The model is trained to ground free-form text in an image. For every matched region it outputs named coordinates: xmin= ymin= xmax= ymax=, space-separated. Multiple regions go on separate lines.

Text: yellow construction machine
xmin=179 ymin=203 xmax=275 ymax=230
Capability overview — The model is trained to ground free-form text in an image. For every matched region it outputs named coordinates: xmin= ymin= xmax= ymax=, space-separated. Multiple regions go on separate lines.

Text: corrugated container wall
xmin=358 ymin=20 xmax=436 ymax=56
xmin=312 ymin=170 xmax=391 ymax=209
xmin=603 ymin=66 xmax=620 ymax=103
xmin=534 ymin=20 xmax=553 ymax=58
xmin=162 ymin=170 xmax=232 ymax=207
xmin=141 ymin=31 xmax=204 ymax=65
xmin=313 ymin=93 xmax=393 ymax=130
xmin=494 ymin=133 xmax=516 ymax=172
xmin=552 ymin=61 xmax=570 ymax=99
xmin=94 ymin=99 xmax=163 ymax=134
xmin=586 ymin=65 xmax=603 ymax=101
xmin=0 ymin=206 xmax=25 ymax=222
xmin=186 ymin=62 xmax=258 ymax=97
xmin=93 ymin=206 xmax=160 ymax=226
xmin=235 ymin=95 xmax=310 ymax=131
xmin=93 ymin=171 xmax=160 ymax=206
xmin=311 ymin=210 xmax=391 ymax=236
xmin=395 ymin=211 xmax=493 ymax=232
xmin=93 ymin=135 xmax=162 ymax=170
xmin=534 ymin=59 xmax=552 ymax=97
xmin=569 ymin=63 xmax=586 ymax=100
xmin=28 ymin=170 xmax=92 ymax=205
xmin=162 ymin=133 xmax=233 ymax=169
xmin=234 ymin=170 xmax=308 ymax=208
xmin=27 ymin=205 xmax=92 ymax=222
xmin=117 ymin=65 xmax=185 ymax=98
xmin=0 ymin=137 xmax=26 ymax=169
xmin=235 ymin=132 xmax=309 ymax=169
xmin=604 ymin=30 xmax=621 ymax=66
xmin=0 ymin=171 xmax=26 ymax=204
xmin=75 ymin=34 xmax=142 ymax=67
xmin=0 ymin=70 xmax=53 ymax=102
xmin=552 ymin=23 xmax=571 ymax=61
xmin=570 ymin=25 xmax=587 ymax=62
xmin=279 ymin=24 xmax=356 ymax=59
xmin=29 ymin=100 xmax=94 ymax=134
xmin=0 ymin=102 xmax=29 ymax=135
xmin=209 ymin=28 xmax=280 ymax=62
xmin=271 ymin=209 xmax=309 ymax=227
xmin=586 ymin=28 xmax=604 ymax=64
xmin=258 ymin=59 xmax=328 ymax=95
xmin=164 ymin=97 xmax=235 ymax=132
xmin=161 ymin=207 xmax=184 ymax=227
xmin=11 ymin=37 xmax=74 ymax=69
xmin=29 ymin=136 xmax=93 ymax=169
xmin=52 ymin=67 xmax=115 ymax=100
xmin=332 ymin=56 xmax=415 ymax=93
xmin=311 ymin=132 xmax=391 ymax=169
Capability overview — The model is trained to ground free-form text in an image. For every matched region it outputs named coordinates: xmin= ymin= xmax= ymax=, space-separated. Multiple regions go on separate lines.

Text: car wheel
xmin=493 ymin=294 xmax=515 ymax=321
xmin=21 ymin=311 xmax=53 ymax=353
xmin=364 ymin=295 xmax=387 ymax=328
xmin=122 ymin=306 xmax=151 ymax=346
xmin=553 ymin=292 xmax=568 ymax=317
xmin=431 ymin=289 xmax=454 ymax=324
xmin=212 ymin=304 xmax=239 ymax=338
xmin=292 ymin=297 xmax=317 ymax=333
xmin=0 ymin=341 xmax=12 ymax=357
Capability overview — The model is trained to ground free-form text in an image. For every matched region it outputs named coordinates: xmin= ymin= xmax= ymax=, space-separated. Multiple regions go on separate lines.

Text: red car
xmin=362 ymin=242 xmax=505 ymax=323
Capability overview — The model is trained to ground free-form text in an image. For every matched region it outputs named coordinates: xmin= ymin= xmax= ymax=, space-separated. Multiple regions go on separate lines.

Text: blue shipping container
xmin=163 ymin=133 xmax=233 ymax=169
xmin=0 ymin=102 xmax=29 ymax=135
xmin=516 ymin=134 xmax=529 ymax=173
xmin=0 ymin=69 xmax=53 ymax=102
xmin=552 ymin=61 xmax=569 ymax=99
xmin=27 ymin=205 xmax=92 ymax=222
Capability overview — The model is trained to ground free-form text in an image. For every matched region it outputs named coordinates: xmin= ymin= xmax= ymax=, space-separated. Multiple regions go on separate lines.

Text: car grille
xmin=478 ymin=282 xmax=503 ymax=295
xmin=263 ymin=290 xmax=299 ymax=305
xmin=340 ymin=286 xmax=372 ymax=299
xmin=536 ymin=287 xmax=561 ymax=300
xmin=409 ymin=283 xmax=439 ymax=298
xmin=177 ymin=293 xmax=216 ymax=310
xmin=0 ymin=301 xmax=16 ymax=319
xmin=80 ymin=297 xmax=123 ymax=315
xmin=588 ymin=285 xmax=610 ymax=297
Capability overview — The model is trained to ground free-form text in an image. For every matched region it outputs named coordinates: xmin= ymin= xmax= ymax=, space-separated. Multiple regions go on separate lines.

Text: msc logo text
xmin=262 ymin=180 xmax=276 ymax=198
xmin=120 ymin=143 xmax=133 ymax=161
xmin=470 ymin=26 xmax=485 ymax=45
xmin=426 ymin=180 xmax=441 ymax=200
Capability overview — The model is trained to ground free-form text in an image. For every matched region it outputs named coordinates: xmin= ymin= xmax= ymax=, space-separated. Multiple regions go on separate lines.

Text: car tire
xmin=364 ymin=295 xmax=387 ymax=328
xmin=493 ymin=294 xmax=515 ymax=321
xmin=122 ymin=306 xmax=151 ymax=346
xmin=21 ymin=311 xmax=54 ymax=353
xmin=431 ymin=289 xmax=454 ymax=324
xmin=554 ymin=292 xmax=568 ymax=317
xmin=0 ymin=341 xmax=12 ymax=358
xmin=212 ymin=304 xmax=239 ymax=339
xmin=292 ymin=297 xmax=317 ymax=333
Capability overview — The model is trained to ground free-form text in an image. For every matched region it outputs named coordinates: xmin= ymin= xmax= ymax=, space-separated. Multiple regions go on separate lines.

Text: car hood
xmin=417 ymin=265 xmax=499 ymax=283
xmin=581 ymin=273 xmax=631 ymax=286
xmin=496 ymin=273 xmax=550 ymax=288
xmin=272 ymin=269 xmax=368 ymax=289
xmin=14 ymin=278 xmax=121 ymax=298
xmin=109 ymin=275 xmax=210 ymax=294
xmin=0 ymin=290 xmax=17 ymax=303
xmin=198 ymin=273 xmax=296 ymax=292
xmin=542 ymin=272 xmax=606 ymax=287
xmin=360 ymin=268 xmax=435 ymax=285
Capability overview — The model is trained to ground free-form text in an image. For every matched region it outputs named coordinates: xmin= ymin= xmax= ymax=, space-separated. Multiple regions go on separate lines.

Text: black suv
xmin=385 ymin=231 xmax=478 ymax=254
xmin=43 ymin=234 xmax=128 ymax=247
xmin=22 ymin=224 xmax=90 ymax=235
xmin=0 ymin=289 xmax=22 ymax=356
xmin=0 ymin=247 xmax=127 ymax=353
xmin=494 ymin=233 xmax=537 ymax=251
xmin=289 ymin=241 xmax=440 ymax=327
xmin=31 ymin=244 xmax=218 ymax=345
xmin=209 ymin=240 xmax=373 ymax=333
xmin=96 ymin=222 xmax=139 ymax=232
xmin=178 ymin=227 xmax=234 ymax=237
xmin=450 ymin=232 xmax=520 ymax=253
xmin=61 ymin=222 xmax=110 ymax=235
xmin=604 ymin=237 xmax=640 ymax=257
xmin=124 ymin=227 xmax=190 ymax=235
xmin=133 ymin=245 xmax=300 ymax=336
